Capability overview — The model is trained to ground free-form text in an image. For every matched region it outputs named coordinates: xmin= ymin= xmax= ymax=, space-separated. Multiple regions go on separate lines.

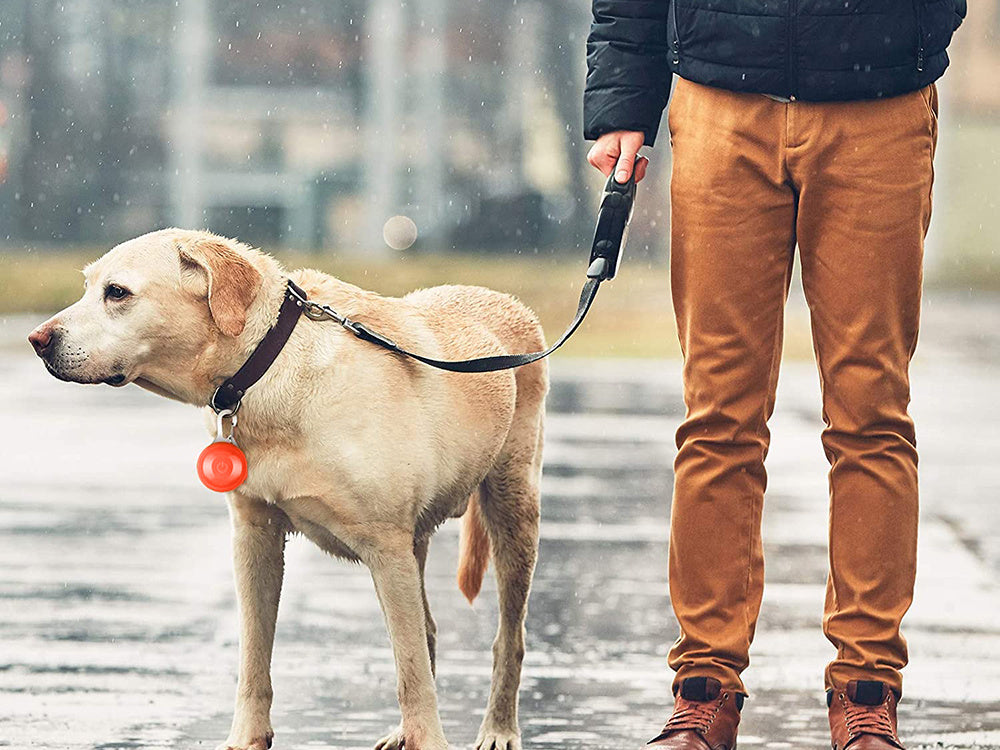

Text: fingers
xmin=613 ymin=132 xmax=644 ymax=183
xmin=614 ymin=153 xmax=634 ymax=182
xmin=587 ymin=130 xmax=649 ymax=183
xmin=587 ymin=136 xmax=620 ymax=177
xmin=634 ymin=155 xmax=649 ymax=183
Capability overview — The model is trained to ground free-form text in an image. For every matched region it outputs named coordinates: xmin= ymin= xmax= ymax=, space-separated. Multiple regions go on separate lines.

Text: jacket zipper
xmin=787 ymin=0 xmax=798 ymax=98
xmin=670 ymin=0 xmax=681 ymax=69
xmin=913 ymin=0 xmax=925 ymax=71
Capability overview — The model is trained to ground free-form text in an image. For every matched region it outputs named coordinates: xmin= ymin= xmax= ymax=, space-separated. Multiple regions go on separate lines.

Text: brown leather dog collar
xmin=209 ymin=279 xmax=306 ymax=413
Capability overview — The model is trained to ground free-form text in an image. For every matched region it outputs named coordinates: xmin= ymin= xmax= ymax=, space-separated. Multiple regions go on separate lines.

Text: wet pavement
xmin=1 ymin=295 xmax=999 ymax=750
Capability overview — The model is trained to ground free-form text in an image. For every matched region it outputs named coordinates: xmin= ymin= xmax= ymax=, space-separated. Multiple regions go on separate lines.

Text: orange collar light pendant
xmin=198 ymin=409 xmax=248 ymax=492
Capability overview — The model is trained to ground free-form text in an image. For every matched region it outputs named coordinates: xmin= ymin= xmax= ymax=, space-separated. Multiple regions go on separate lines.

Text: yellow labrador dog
xmin=28 ymin=228 xmax=547 ymax=750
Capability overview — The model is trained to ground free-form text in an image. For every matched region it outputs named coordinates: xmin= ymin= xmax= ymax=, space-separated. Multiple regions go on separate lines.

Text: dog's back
xmin=404 ymin=284 xmax=546 ymax=364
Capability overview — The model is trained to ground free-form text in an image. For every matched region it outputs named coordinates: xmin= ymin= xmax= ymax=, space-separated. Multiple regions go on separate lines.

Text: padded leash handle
xmin=588 ymin=166 xmax=637 ymax=281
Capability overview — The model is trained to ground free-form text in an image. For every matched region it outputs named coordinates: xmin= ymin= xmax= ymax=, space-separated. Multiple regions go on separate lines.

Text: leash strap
xmin=314 ymin=274 xmax=604 ymax=374
xmin=210 ymin=280 xmax=307 ymax=412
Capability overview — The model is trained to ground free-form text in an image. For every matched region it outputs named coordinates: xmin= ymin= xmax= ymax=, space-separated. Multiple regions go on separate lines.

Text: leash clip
xmin=302 ymin=299 xmax=398 ymax=350
xmin=303 ymin=300 xmax=332 ymax=321
xmin=304 ymin=299 xmax=354 ymax=329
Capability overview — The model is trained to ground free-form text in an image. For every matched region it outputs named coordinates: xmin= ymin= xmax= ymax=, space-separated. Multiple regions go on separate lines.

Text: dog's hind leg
xmin=475 ymin=412 xmax=543 ymax=750
xmin=416 ymin=536 xmax=438 ymax=676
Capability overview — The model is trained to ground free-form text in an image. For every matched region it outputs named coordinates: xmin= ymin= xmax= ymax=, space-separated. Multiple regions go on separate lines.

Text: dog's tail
xmin=457 ymin=485 xmax=490 ymax=604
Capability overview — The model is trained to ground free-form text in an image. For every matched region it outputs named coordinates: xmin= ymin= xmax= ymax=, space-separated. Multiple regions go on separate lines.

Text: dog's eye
xmin=104 ymin=284 xmax=132 ymax=301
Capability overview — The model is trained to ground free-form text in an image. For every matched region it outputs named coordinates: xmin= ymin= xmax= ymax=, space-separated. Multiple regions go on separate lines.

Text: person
xmin=583 ymin=2 xmax=967 ymax=749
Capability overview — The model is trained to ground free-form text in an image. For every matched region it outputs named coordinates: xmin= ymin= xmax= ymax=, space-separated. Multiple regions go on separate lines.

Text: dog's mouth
xmin=43 ymin=360 xmax=81 ymax=383
xmin=43 ymin=360 xmax=131 ymax=387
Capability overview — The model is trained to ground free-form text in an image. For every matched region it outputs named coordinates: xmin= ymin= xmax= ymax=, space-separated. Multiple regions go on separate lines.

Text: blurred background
xmin=0 ymin=0 xmax=994 ymax=344
xmin=0 ymin=0 xmax=599 ymax=254
xmin=1 ymin=3 xmax=999 ymax=749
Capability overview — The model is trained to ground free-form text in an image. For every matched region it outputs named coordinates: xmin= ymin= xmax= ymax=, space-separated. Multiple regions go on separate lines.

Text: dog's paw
xmin=374 ymin=725 xmax=406 ymax=750
xmin=474 ymin=726 xmax=520 ymax=750
xmin=215 ymin=729 xmax=274 ymax=750
xmin=376 ymin=724 xmax=450 ymax=750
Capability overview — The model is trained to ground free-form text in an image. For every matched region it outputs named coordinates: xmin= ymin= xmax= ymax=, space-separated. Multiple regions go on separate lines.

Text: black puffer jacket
xmin=584 ymin=0 xmax=967 ymax=146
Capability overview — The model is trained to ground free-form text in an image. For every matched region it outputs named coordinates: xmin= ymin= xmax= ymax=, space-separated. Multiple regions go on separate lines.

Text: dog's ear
xmin=178 ymin=237 xmax=262 ymax=337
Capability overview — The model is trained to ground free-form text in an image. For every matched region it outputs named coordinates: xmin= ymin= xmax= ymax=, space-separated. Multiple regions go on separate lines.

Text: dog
xmin=27 ymin=228 xmax=547 ymax=750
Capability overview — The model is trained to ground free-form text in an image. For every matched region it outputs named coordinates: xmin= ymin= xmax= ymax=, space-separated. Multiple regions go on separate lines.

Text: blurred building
xmin=0 ymin=0 xmax=592 ymax=252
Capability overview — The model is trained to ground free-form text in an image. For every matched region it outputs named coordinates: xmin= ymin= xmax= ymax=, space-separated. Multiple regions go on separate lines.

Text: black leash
xmin=210 ymin=167 xmax=637 ymax=412
xmin=294 ymin=273 xmax=602 ymax=374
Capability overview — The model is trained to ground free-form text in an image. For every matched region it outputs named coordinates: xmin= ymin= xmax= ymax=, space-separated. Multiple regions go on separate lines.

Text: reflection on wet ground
xmin=1 ymin=308 xmax=999 ymax=749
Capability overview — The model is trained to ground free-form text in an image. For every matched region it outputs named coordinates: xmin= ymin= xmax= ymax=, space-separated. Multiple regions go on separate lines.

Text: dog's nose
xmin=28 ymin=325 xmax=55 ymax=357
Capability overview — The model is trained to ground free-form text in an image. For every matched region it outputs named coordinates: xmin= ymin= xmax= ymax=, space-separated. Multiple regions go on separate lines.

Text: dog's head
xmin=28 ymin=229 xmax=269 ymax=403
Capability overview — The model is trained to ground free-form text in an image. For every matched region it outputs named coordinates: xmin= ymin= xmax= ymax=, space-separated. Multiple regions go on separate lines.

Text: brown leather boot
xmin=828 ymin=680 xmax=905 ymax=750
xmin=647 ymin=677 xmax=742 ymax=750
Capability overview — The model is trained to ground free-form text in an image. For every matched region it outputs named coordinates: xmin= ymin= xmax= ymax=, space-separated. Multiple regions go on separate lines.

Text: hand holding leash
xmin=586 ymin=130 xmax=649 ymax=184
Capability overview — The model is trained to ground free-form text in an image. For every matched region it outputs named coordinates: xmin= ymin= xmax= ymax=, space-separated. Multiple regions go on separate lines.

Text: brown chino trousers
xmin=666 ymin=77 xmax=938 ymax=696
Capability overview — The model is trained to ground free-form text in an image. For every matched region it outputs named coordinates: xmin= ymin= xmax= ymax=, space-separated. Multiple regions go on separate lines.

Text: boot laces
xmin=662 ymin=695 xmax=724 ymax=735
xmin=842 ymin=695 xmax=895 ymax=738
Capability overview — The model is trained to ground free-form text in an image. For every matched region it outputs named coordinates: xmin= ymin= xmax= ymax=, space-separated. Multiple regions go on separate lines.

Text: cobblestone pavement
xmin=1 ymin=294 xmax=998 ymax=750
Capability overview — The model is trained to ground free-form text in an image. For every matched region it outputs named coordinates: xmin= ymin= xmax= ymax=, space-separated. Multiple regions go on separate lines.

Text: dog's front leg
xmin=367 ymin=538 xmax=448 ymax=750
xmin=218 ymin=494 xmax=289 ymax=750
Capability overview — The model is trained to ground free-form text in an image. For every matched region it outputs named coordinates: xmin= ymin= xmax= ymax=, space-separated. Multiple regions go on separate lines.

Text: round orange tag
xmin=197 ymin=440 xmax=248 ymax=492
